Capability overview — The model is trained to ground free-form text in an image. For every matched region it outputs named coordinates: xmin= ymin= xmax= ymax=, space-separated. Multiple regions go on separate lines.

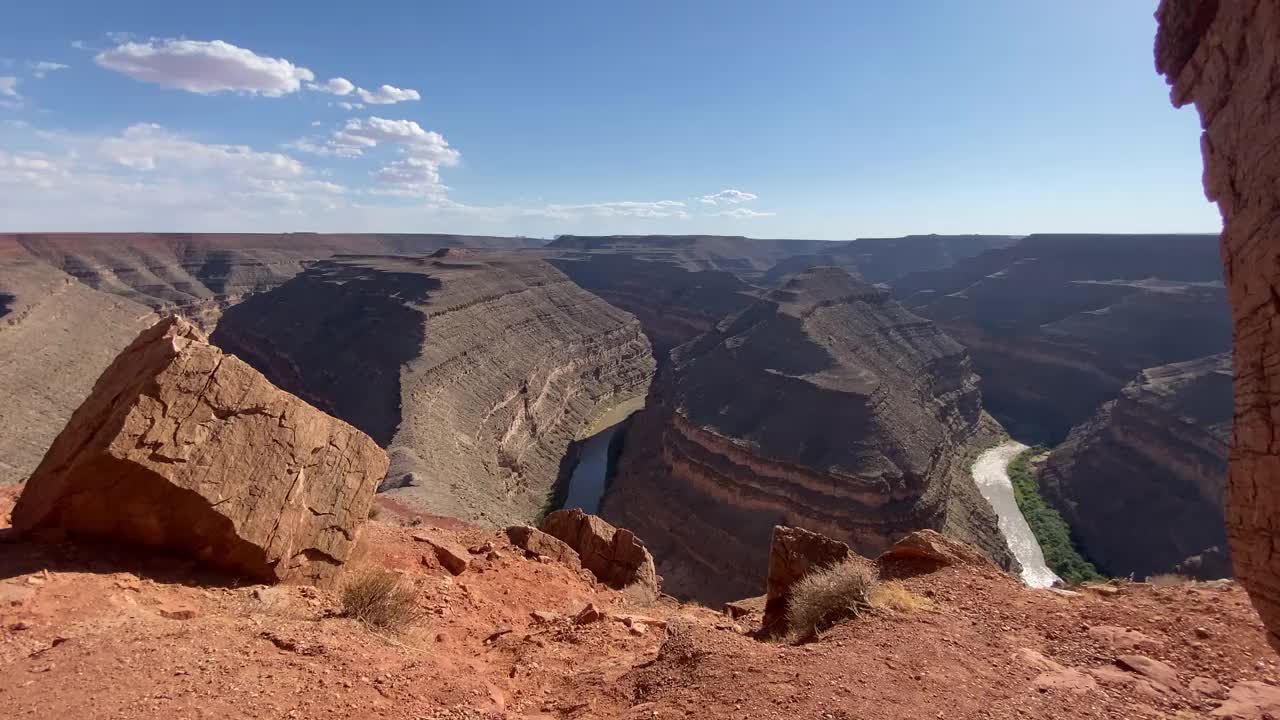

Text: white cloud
xmin=331 ymin=117 xmax=460 ymax=164
xmin=0 ymin=151 xmax=64 ymax=188
xmin=327 ymin=77 xmax=355 ymax=95
xmin=0 ymin=122 xmax=354 ymax=229
xmin=336 ymin=101 xmax=364 ymax=111
xmin=28 ymin=61 xmax=69 ymax=79
xmin=357 ymin=84 xmax=420 ymax=105
xmin=699 ymin=188 xmax=759 ymax=205
xmin=95 ymin=39 xmax=314 ymax=96
xmin=0 ymin=77 xmax=18 ymax=97
xmin=307 ymin=76 xmax=355 ymax=96
xmin=70 ymin=41 xmax=87 ymax=50
xmin=710 ymin=207 xmax=776 ymax=218
xmin=99 ymin=123 xmax=304 ymax=176
xmin=535 ymin=200 xmax=688 ymax=219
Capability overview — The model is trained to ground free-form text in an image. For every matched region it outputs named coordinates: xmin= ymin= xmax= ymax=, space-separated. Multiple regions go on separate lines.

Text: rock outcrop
xmin=211 ymin=255 xmax=655 ymax=526
xmin=1039 ymin=354 xmax=1232 ymax=579
xmin=12 ymin=317 xmax=387 ymax=584
xmin=877 ymin=529 xmax=993 ymax=570
xmin=1156 ymin=0 xmax=1280 ymax=650
xmin=893 ymin=233 xmax=1230 ymax=444
xmin=540 ymin=508 xmax=659 ymax=597
xmin=602 ymin=267 xmax=1013 ymax=604
xmin=761 ymin=526 xmax=855 ymax=634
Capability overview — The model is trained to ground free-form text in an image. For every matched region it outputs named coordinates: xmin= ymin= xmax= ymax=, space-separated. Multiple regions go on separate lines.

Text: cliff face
xmin=1156 ymin=0 xmax=1280 ymax=649
xmin=601 ymin=267 xmax=1012 ymax=604
xmin=547 ymin=254 xmax=759 ymax=360
xmin=545 ymin=235 xmax=836 ymax=361
xmin=0 ymin=241 xmax=156 ymax=484
xmin=212 ymin=254 xmax=655 ymax=526
xmin=894 ymin=234 xmax=1230 ymax=443
xmin=1039 ymin=354 xmax=1232 ymax=579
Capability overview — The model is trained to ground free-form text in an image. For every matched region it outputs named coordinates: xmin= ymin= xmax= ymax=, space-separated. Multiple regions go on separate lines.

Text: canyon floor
xmin=1 ymin=487 xmax=1276 ymax=720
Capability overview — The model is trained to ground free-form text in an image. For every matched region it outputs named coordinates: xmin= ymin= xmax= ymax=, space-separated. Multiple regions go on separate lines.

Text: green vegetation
xmin=1008 ymin=448 xmax=1104 ymax=585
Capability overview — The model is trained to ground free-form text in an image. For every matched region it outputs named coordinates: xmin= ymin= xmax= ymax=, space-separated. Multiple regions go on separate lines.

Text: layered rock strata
xmin=602 ymin=267 xmax=1013 ymax=604
xmin=212 ymin=255 xmax=655 ymax=526
xmin=1039 ymin=354 xmax=1232 ymax=579
xmin=10 ymin=232 xmax=541 ymax=323
xmin=894 ymin=233 xmax=1230 ymax=443
xmin=1156 ymin=0 xmax=1280 ymax=648
xmin=12 ymin=317 xmax=387 ymax=585
xmin=0 ymin=240 xmax=156 ymax=484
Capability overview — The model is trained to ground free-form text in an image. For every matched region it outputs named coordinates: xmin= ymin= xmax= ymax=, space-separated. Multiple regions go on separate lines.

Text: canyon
xmin=601 ymin=266 xmax=1013 ymax=604
xmin=1039 ymin=354 xmax=1232 ymax=579
xmin=212 ymin=252 xmax=655 ymax=527
xmin=893 ymin=233 xmax=1231 ymax=445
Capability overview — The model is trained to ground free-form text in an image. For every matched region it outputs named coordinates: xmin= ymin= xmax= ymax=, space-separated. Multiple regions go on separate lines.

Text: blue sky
xmin=0 ymin=1 xmax=1221 ymax=238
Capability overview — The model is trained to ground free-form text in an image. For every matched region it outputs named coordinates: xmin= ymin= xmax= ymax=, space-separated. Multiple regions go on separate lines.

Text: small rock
xmin=484 ymin=626 xmax=514 ymax=644
xmin=1195 ymin=626 xmax=1213 ymax=639
xmin=158 ymin=607 xmax=198 ymax=621
xmin=724 ymin=595 xmax=766 ymax=620
xmin=575 ymin=603 xmax=603 ymax=625
xmin=1211 ymin=680 xmax=1280 ymax=718
xmin=414 ymin=533 xmax=470 ymax=576
xmin=1116 ymin=655 xmax=1180 ymax=691
xmin=1033 ymin=668 xmax=1097 ymax=693
xmin=1190 ymin=676 xmax=1227 ymax=699
xmin=9 ymin=621 xmax=32 ymax=632
xmin=1087 ymin=625 xmax=1161 ymax=652
xmin=468 ymin=542 xmax=494 ymax=555
xmin=629 ymin=623 xmax=647 ymax=636
xmin=530 ymin=610 xmax=559 ymax=624
xmin=1015 ymin=648 xmax=1064 ymax=673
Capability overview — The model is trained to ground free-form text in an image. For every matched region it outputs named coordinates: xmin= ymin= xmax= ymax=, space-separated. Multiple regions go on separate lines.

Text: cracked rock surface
xmin=11 ymin=316 xmax=388 ymax=585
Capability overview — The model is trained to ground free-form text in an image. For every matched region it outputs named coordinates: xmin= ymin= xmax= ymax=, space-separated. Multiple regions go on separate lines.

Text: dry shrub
xmin=869 ymin=580 xmax=933 ymax=613
xmin=786 ymin=560 xmax=878 ymax=641
xmin=341 ymin=568 xmax=421 ymax=632
xmin=367 ymin=504 xmax=382 ymax=521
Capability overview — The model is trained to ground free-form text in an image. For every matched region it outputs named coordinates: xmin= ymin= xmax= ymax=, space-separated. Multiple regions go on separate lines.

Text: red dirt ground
xmin=1 ymin=488 xmax=1277 ymax=719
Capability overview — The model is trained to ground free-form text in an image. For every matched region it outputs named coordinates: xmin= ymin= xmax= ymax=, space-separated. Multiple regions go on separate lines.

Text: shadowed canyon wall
xmin=10 ymin=233 xmax=542 ymax=328
xmin=894 ymin=233 xmax=1230 ymax=444
xmin=213 ymin=253 xmax=655 ymax=526
xmin=0 ymin=234 xmax=542 ymax=485
xmin=1156 ymin=0 xmax=1280 ymax=650
xmin=1039 ymin=354 xmax=1232 ymax=579
xmin=601 ymin=267 xmax=1013 ymax=604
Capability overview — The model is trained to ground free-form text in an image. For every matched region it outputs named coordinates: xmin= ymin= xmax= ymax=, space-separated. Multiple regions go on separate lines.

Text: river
xmin=561 ymin=420 xmax=627 ymax=514
xmin=972 ymin=440 xmax=1062 ymax=588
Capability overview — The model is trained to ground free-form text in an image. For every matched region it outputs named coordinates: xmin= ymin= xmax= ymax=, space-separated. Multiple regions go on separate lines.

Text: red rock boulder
xmin=12 ymin=317 xmax=388 ymax=585
xmin=540 ymin=508 xmax=659 ymax=597
xmin=762 ymin=525 xmax=855 ymax=635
